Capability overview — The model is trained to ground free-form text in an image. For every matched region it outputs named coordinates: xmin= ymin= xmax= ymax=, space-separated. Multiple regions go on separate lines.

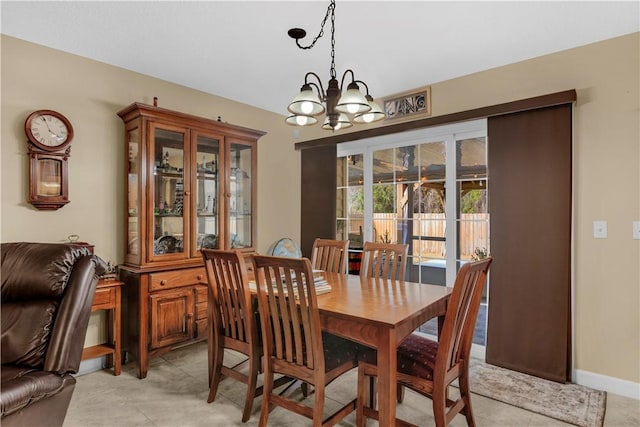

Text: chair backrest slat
xmin=437 ymin=257 xmax=492 ymax=373
xmin=202 ymin=249 xmax=255 ymax=346
xmin=360 ymin=242 xmax=409 ymax=281
xmin=311 ymin=238 xmax=349 ymax=274
xmin=253 ymin=255 xmax=323 ymax=372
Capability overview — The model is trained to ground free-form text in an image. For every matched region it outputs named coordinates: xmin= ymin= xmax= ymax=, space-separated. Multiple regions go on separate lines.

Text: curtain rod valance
xmin=294 ymin=89 xmax=576 ymax=151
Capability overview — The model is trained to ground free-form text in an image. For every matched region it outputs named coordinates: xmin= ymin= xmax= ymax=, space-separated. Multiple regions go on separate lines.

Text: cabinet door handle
xmin=160 ymin=280 xmax=167 ymax=286
xmin=197 ymin=274 xmax=203 ymax=281
xmin=184 ymin=191 xmax=191 ymax=196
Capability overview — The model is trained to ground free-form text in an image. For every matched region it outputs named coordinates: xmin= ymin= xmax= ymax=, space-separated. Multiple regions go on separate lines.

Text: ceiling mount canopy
xmin=285 ymin=0 xmax=385 ymax=131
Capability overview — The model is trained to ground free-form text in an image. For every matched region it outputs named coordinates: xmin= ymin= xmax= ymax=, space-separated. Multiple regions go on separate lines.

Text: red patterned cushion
xmin=397 ymin=334 xmax=438 ymax=380
xmin=357 ymin=333 xmax=439 ymax=380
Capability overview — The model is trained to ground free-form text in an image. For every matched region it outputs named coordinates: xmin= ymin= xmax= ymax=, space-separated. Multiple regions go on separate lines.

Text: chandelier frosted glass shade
xmin=321 ymin=113 xmax=352 ymax=130
xmin=336 ymin=82 xmax=371 ymax=114
xmin=287 ymin=84 xmax=325 ymax=116
xmin=285 ymin=114 xmax=318 ymax=126
xmin=353 ymin=95 xmax=386 ymax=124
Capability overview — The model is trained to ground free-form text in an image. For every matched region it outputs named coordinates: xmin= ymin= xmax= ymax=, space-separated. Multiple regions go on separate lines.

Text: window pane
xmin=456 ymin=137 xmax=486 ymax=179
xmin=347 ymin=154 xmax=364 ymax=185
xmin=459 ymin=187 xmax=487 ymax=214
xmin=456 ymin=136 xmax=489 ymax=262
xmin=459 ymin=219 xmax=489 ymax=261
xmin=419 ymin=141 xmax=446 ymax=181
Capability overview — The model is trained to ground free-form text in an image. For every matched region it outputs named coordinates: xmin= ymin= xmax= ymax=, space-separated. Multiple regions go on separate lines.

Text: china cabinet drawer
xmin=196 ymin=302 xmax=207 ymax=320
xmin=195 ymin=285 xmax=208 ymax=303
xmin=149 ymin=268 xmax=205 ymax=292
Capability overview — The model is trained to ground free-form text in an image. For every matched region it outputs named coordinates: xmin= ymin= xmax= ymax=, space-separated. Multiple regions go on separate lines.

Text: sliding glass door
xmin=337 ymin=119 xmax=488 ymax=288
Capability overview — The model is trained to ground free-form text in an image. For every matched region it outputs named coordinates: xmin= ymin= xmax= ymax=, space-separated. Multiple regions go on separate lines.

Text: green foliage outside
xmin=460 ymin=189 xmax=487 ymax=214
xmin=349 ymin=185 xmax=396 ymax=214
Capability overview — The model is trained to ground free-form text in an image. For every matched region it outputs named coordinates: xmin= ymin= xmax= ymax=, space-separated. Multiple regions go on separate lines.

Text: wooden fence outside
xmin=344 ymin=213 xmax=488 ymax=259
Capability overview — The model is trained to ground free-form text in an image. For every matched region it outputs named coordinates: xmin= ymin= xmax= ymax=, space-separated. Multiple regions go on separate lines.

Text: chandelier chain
xmin=294 ymin=0 xmax=337 ymax=79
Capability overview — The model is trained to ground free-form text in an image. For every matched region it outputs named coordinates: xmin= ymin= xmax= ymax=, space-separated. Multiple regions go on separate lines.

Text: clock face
xmin=31 ymin=114 xmax=68 ymax=146
xmin=25 ymin=110 xmax=73 ymax=151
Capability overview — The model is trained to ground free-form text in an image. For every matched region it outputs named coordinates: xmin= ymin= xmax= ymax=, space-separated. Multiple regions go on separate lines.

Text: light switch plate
xmin=593 ymin=220 xmax=607 ymax=239
xmin=633 ymin=221 xmax=640 ymax=240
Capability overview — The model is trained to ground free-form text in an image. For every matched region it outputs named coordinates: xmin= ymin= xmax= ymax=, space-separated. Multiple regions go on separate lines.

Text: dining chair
xmin=252 ymin=254 xmax=366 ymax=427
xmin=201 ymin=249 xmax=291 ymax=422
xmin=356 ymin=257 xmax=493 ymax=427
xmin=359 ymin=241 xmax=409 ymax=281
xmin=310 ymin=238 xmax=349 ymax=274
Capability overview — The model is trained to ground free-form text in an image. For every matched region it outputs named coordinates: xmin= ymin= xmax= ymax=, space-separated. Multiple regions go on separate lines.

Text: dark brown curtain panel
xmin=486 ymin=104 xmax=572 ymax=382
xmin=300 ymin=144 xmax=337 ymax=258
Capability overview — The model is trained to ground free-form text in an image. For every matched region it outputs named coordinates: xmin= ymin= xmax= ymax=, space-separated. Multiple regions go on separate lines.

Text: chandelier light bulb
xmin=300 ymin=101 xmax=314 ymax=115
xmin=361 ymin=112 xmax=375 ymax=123
xmin=346 ymin=103 xmax=360 ymax=114
xmin=285 ymin=114 xmax=318 ymax=126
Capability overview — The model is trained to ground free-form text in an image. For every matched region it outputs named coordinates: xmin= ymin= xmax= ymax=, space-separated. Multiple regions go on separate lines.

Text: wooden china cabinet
xmin=117 ymin=102 xmax=264 ymax=379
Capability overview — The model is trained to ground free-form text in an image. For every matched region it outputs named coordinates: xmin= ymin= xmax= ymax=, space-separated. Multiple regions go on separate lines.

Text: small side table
xmin=81 ymin=278 xmax=124 ymax=375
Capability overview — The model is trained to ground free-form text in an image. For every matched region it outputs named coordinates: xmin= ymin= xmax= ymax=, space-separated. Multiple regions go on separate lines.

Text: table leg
xmin=376 ymin=331 xmax=397 ymax=427
xmin=437 ymin=313 xmax=446 ymax=337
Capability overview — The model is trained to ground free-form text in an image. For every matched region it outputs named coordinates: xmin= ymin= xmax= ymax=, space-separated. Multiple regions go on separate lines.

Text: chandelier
xmin=285 ymin=0 xmax=385 ymax=130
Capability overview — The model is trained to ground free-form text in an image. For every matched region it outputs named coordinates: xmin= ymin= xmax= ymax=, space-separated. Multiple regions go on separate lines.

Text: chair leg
xmin=397 ymin=383 xmax=405 ymax=403
xmin=432 ymin=382 xmax=448 ymax=427
xmin=258 ymin=364 xmax=274 ymax=427
xmin=241 ymin=353 xmax=260 ymax=422
xmin=356 ymin=363 xmax=366 ymax=427
xmin=301 ymin=381 xmax=311 ymax=397
xmin=312 ymin=383 xmax=325 ymax=427
xmin=459 ymin=373 xmax=476 ymax=427
xmin=207 ymin=343 xmax=224 ymax=403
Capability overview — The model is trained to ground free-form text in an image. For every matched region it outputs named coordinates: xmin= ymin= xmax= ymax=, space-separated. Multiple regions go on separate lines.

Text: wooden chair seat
xmin=358 ymin=334 xmax=439 ymax=381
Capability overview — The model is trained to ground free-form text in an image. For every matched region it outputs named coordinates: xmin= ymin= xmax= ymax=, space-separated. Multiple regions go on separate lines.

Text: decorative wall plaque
xmin=383 ymin=86 xmax=432 ymax=121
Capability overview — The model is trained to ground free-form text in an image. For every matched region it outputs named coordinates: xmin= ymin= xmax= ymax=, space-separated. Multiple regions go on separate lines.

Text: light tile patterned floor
xmin=65 ymin=342 xmax=639 ymax=427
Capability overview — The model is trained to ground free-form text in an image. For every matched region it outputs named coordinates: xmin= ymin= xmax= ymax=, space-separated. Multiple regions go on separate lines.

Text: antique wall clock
xmin=24 ymin=110 xmax=74 ymax=210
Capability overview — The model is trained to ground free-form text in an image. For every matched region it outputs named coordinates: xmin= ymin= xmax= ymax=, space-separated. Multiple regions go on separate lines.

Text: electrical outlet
xmin=633 ymin=221 xmax=640 ymax=240
xmin=593 ymin=221 xmax=607 ymax=239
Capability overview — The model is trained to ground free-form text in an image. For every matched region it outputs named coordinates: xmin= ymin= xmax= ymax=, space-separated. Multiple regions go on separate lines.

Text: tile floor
xmin=65 ymin=342 xmax=639 ymax=427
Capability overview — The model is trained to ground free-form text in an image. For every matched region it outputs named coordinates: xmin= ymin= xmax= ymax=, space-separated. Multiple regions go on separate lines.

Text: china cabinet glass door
xmin=127 ymin=126 xmax=140 ymax=262
xmin=193 ymin=133 xmax=221 ymax=257
xmin=227 ymin=140 xmax=254 ymax=249
xmin=151 ymin=125 xmax=187 ymax=259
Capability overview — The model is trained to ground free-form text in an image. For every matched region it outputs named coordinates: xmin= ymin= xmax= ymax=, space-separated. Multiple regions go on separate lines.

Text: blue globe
xmin=266 ymin=238 xmax=302 ymax=258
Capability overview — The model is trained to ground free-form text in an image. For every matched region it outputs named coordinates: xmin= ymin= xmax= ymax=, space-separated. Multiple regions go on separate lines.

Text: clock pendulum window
xmin=24 ymin=110 xmax=74 ymax=210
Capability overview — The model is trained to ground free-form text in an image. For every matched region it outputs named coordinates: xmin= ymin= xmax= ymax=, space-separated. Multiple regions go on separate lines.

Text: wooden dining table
xmin=316 ymin=272 xmax=452 ymax=427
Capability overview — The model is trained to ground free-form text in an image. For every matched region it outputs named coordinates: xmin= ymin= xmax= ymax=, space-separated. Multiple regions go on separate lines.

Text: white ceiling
xmin=2 ymin=1 xmax=638 ymax=116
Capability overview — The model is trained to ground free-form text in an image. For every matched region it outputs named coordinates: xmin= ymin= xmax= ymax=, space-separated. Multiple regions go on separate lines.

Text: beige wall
xmin=2 ymin=33 xmax=638 ymax=387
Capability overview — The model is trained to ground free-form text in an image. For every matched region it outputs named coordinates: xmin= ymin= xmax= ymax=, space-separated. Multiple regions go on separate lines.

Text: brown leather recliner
xmin=1 ymin=242 xmax=107 ymax=427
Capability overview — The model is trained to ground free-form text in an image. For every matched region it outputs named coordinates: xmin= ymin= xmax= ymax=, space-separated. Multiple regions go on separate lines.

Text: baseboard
xmin=574 ymin=369 xmax=640 ymax=400
xmin=77 ymin=356 xmax=106 ymax=376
